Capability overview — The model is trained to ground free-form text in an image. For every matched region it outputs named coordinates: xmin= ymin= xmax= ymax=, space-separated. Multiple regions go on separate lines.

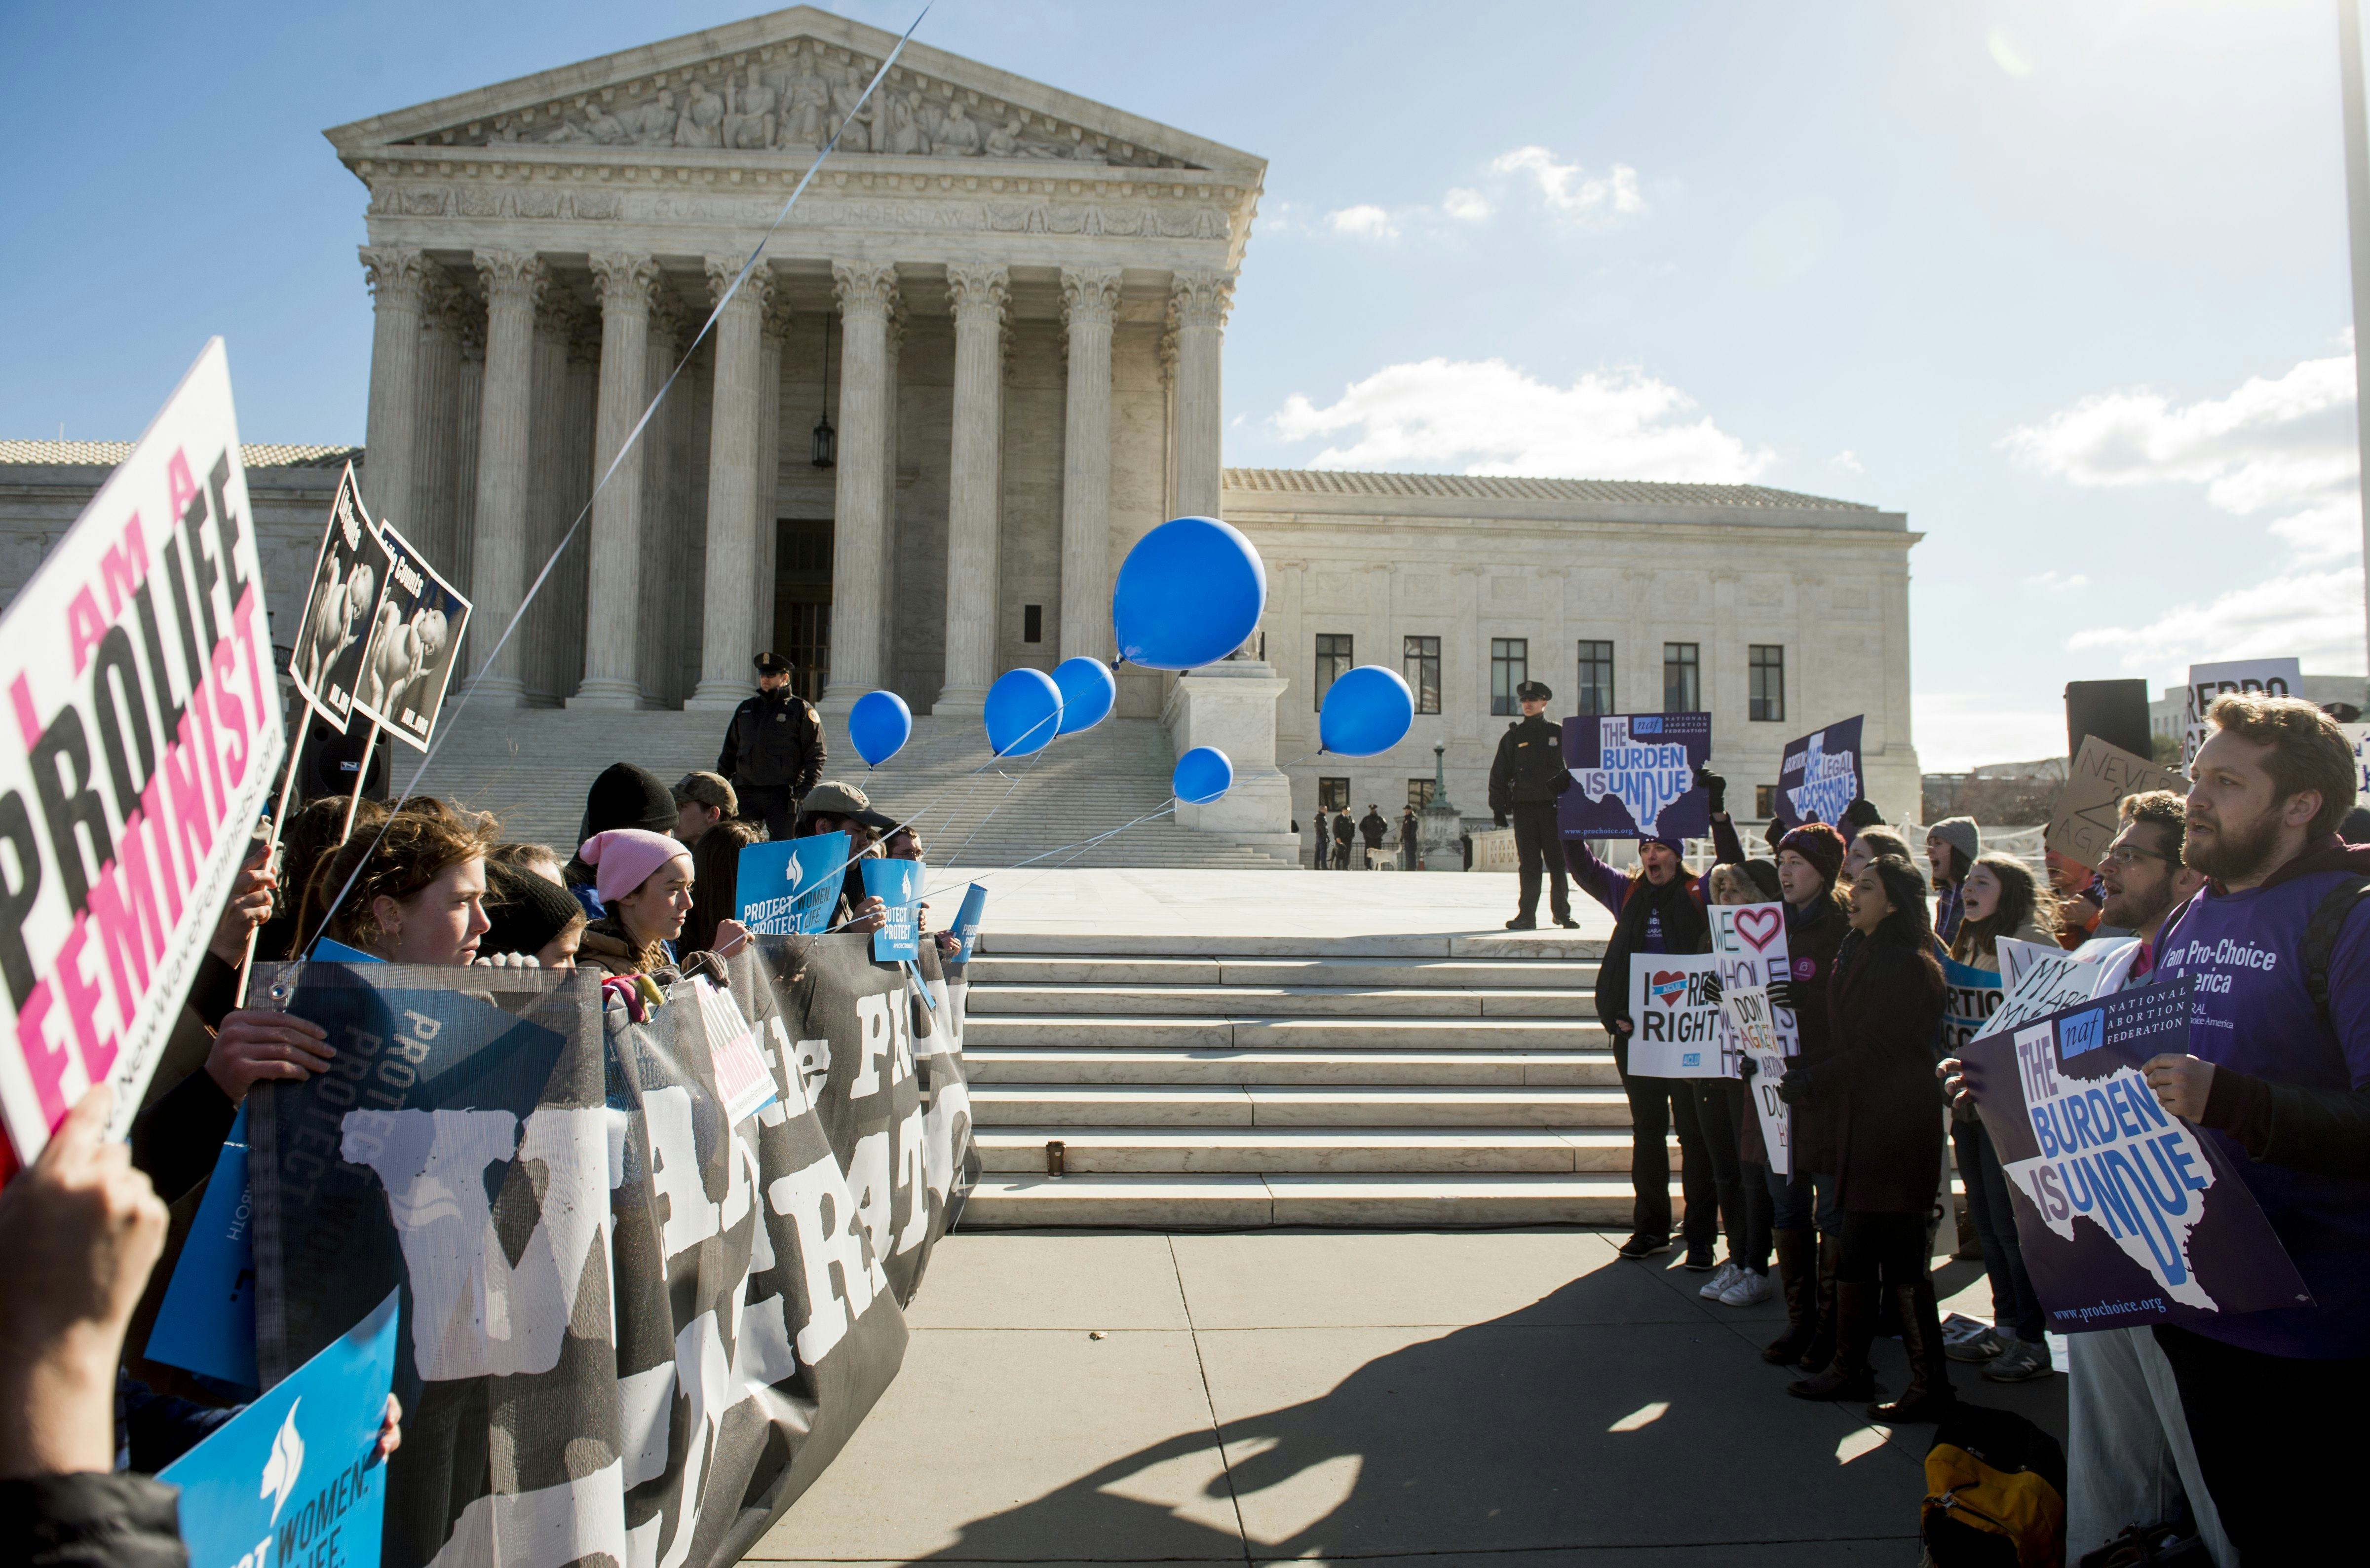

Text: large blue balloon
xmin=984 ymin=668 xmax=1064 ymax=758
xmin=1111 ymin=516 xmax=1268 ymax=671
xmin=848 ymin=690 xmax=912 ymax=768
xmin=1319 ymin=665 xmax=1415 ymax=757
xmin=1052 ymin=657 xmax=1117 ymax=736
xmin=1173 ymin=746 xmax=1233 ymax=805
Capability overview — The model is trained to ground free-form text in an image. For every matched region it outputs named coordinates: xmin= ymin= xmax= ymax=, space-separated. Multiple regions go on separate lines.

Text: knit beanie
xmin=481 ymin=861 xmax=586 ymax=958
xmin=580 ymin=763 xmax=677 ymax=844
xmin=1736 ymin=858 xmax=1785 ymax=904
xmin=1777 ymin=822 xmax=1846 ymax=886
xmin=1929 ymin=816 xmax=1981 ymax=869
xmin=579 ymin=828 xmax=691 ymax=906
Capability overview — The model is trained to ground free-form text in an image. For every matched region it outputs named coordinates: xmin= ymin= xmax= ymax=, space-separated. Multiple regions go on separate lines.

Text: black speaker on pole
xmin=2064 ymin=679 xmax=2153 ymax=761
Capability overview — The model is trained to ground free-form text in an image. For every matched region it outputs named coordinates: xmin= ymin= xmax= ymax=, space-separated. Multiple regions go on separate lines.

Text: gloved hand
xmin=1843 ymin=797 xmax=1884 ymax=829
xmin=1700 ymin=971 xmax=1724 ymax=1006
xmin=1699 ymin=768 xmax=1727 ymax=818
xmin=1776 ymin=1062 xmax=1824 ymax=1105
xmin=1736 ymin=1053 xmax=1758 ymax=1081
xmin=1766 ymin=977 xmax=1799 ymax=1014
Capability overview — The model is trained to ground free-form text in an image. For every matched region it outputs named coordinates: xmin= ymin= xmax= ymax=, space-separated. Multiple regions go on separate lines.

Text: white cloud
xmin=1829 ymin=449 xmax=1864 ymax=473
xmin=2022 ymin=569 xmax=2090 ymax=593
xmin=1443 ymin=187 xmax=1492 ymax=222
xmin=1491 ymin=146 xmax=1645 ymax=217
xmin=1987 ymin=29 xmax=2036 ymax=79
xmin=1914 ymin=693 xmax=2069 ymax=773
xmin=1326 ymin=204 xmax=1397 ymax=241
xmin=1271 ymin=357 xmax=1773 ymax=482
xmin=2068 ymin=564 xmax=2367 ymax=675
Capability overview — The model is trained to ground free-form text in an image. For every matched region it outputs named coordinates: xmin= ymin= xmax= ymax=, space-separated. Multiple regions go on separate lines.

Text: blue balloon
xmin=1319 ymin=665 xmax=1415 ymax=757
xmin=984 ymin=668 xmax=1064 ymax=758
xmin=1052 ymin=657 xmax=1117 ymax=736
xmin=1172 ymin=746 xmax=1233 ymax=805
xmin=847 ymin=690 xmax=912 ymax=768
xmin=1111 ymin=516 xmax=1268 ymax=671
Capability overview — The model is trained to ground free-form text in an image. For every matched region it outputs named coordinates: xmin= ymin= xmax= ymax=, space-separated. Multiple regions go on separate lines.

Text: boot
xmin=1788 ymin=1280 xmax=1877 ymax=1402
xmin=1797 ymin=1231 xmax=1841 ymax=1371
xmin=1869 ymin=1275 xmax=1956 ymax=1423
xmin=1761 ymin=1228 xmax=1819 ymax=1365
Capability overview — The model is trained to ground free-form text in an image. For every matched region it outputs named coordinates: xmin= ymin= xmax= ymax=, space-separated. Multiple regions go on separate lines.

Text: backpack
xmin=1920 ymin=1404 xmax=2066 ymax=1568
xmin=2301 ymin=874 xmax=2370 ymax=1031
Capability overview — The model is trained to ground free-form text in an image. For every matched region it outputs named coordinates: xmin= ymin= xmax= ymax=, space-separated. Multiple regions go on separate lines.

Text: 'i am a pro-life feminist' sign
xmin=1560 ymin=712 xmax=1710 ymax=841
xmin=1773 ymin=716 xmax=1863 ymax=831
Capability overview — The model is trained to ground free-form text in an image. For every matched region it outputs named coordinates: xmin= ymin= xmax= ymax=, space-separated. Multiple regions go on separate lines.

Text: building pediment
xmin=324 ymin=5 xmax=1258 ymax=177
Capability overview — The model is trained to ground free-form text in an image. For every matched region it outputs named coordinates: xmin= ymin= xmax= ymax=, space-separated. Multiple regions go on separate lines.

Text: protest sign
xmin=2046 ymin=737 xmax=2186 ymax=869
xmin=1624 ymin=951 xmax=1724 ymax=1077
xmin=1941 ymin=957 xmax=2003 ymax=1056
xmin=1709 ymin=902 xmax=1797 ymax=1058
xmin=349 ymin=523 xmax=469 ymax=753
xmin=863 ymin=857 xmax=923 ymax=961
xmin=1976 ymin=936 xmax=2141 ymax=1042
xmin=1559 ymin=712 xmax=1712 ymax=840
xmin=1774 ymin=716 xmax=1863 ymax=830
xmin=952 ymin=882 xmax=988 ymax=963
xmin=2346 ymin=723 xmax=2370 ymax=799
xmin=160 ymin=1288 xmax=398 ymax=1568
xmin=738 ymin=831 xmax=850 ymax=934
xmin=1959 ymin=977 xmax=2311 ymax=1332
xmin=2181 ymin=657 xmax=2299 ymax=768
xmin=285 ymin=463 xmax=391 ymax=735
xmin=692 ymin=974 xmax=777 ymax=1124
xmin=1719 ymin=984 xmax=1792 ymax=1175
xmin=146 ymin=1103 xmax=260 ymax=1390
xmin=0 ymin=339 xmax=286 ymax=1161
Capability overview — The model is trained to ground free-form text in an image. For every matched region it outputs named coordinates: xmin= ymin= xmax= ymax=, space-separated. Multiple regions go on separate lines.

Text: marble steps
xmin=974 ymin=1127 xmax=1649 ymax=1174
xmin=979 ymin=931 xmax=1609 ymax=960
xmin=964 ymin=1046 xmax=1617 ymax=1086
xmin=967 ymin=1084 xmax=1634 ymax=1128
xmin=958 ymin=1172 xmax=1660 ymax=1228
xmin=963 ymin=1014 xmax=1611 ymax=1052
xmin=964 ymin=983 xmax=1597 ymax=1019
xmin=966 ymin=954 xmax=1602 ymax=990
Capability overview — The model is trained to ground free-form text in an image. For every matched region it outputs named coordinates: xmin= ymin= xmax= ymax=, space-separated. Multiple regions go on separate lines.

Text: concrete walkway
xmin=753 ymin=1229 xmax=2066 ymax=1566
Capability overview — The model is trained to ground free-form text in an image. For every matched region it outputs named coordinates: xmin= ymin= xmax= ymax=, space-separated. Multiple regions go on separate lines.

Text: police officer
xmin=1488 ymin=679 xmax=1578 ymax=930
xmin=717 ymin=652 xmax=825 ymax=841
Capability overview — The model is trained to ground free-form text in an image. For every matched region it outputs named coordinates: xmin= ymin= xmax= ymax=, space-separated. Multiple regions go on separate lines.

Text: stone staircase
xmin=412 ymin=706 xmax=1297 ymax=869
xmin=958 ymin=930 xmax=1680 ymax=1227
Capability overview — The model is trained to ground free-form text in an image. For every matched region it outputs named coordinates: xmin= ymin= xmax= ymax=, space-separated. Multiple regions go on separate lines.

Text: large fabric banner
xmin=243 ymin=935 xmax=976 ymax=1568
xmin=0 ymin=339 xmax=285 ymax=1161
xmin=1558 ymin=712 xmax=1712 ymax=841
xmin=1773 ymin=716 xmax=1863 ymax=830
xmin=1959 ymin=978 xmax=2310 ymax=1332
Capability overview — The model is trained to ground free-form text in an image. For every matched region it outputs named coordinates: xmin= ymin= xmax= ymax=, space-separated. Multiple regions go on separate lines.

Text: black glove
xmin=1700 ymin=971 xmax=1723 ymax=1005
xmin=1766 ymin=977 xmax=1799 ymax=1014
xmin=1736 ymin=1053 xmax=1758 ymax=1081
xmin=1776 ymin=1071 xmax=1813 ymax=1106
xmin=1493 ymin=814 xmax=1508 ymax=829
xmin=1843 ymin=797 xmax=1884 ymax=829
xmin=1699 ymin=768 xmax=1727 ymax=817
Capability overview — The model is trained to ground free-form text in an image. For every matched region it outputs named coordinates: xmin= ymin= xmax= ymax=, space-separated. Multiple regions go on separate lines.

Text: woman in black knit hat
xmin=564 ymin=763 xmax=679 ymax=918
xmin=479 ymin=859 xmax=589 ymax=967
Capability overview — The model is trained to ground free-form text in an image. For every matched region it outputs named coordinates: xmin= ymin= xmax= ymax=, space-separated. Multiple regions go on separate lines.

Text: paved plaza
xmin=754 ymin=1229 xmax=2066 ymax=1566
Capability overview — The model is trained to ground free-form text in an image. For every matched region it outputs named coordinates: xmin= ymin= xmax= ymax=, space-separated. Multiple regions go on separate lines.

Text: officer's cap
xmin=753 ymin=652 xmax=792 ymax=675
xmin=672 ymin=771 xmax=737 ymax=814
xmin=1515 ymin=680 xmax=1553 ymax=703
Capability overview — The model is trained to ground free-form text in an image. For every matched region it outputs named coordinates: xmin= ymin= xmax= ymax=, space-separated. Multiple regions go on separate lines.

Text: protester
xmin=882 ymin=822 xmax=962 ymax=958
xmin=1842 ymin=825 xmax=1914 ymax=884
xmin=2045 ymin=848 xmax=2104 ymax=947
xmin=672 ymin=771 xmax=739 ymax=846
xmin=685 ymin=817 xmax=764 ymax=956
xmin=304 ymin=803 xmax=499 ymax=965
xmin=577 ymin=828 xmax=698 ymax=978
xmin=566 ymin=763 xmax=679 ymax=919
xmin=1331 ymin=809 xmax=1354 ymax=871
xmin=1568 ymin=770 xmax=1742 ymax=1263
xmin=1925 ymin=817 xmax=1978 ymax=946
xmin=488 ymin=839 xmax=568 ymax=886
xmin=718 ymin=651 xmax=825 ymax=841
xmin=1489 ymin=679 xmax=1577 ymax=929
xmin=1697 ymin=859 xmax=1782 ymax=1306
xmin=794 ymin=782 xmax=889 ymax=935
xmin=1943 ymin=853 xmax=2058 ymax=1383
xmin=1761 ymin=823 xmax=1851 ymax=1370
xmin=479 ymin=859 xmax=588 ymax=968
xmin=1359 ymin=803 xmax=1387 ymax=870
xmin=255 ymin=794 xmax=371 ymax=961
xmin=1781 ymin=854 xmax=1953 ymax=1421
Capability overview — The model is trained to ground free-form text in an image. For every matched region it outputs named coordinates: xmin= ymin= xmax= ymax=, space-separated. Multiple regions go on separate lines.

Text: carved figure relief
xmin=831 ymin=67 xmax=876 ymax=152
xmin=723 ymin=65 xmax=778 ymax=150
xmin=936 ymin=102 xmax=983 ymax=156
xmin=675 ymin=81 xmax=726 ymax=148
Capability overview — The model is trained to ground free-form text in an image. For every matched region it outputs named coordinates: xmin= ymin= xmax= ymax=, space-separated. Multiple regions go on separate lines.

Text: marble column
xmin=466 ymin=251 xmax=548 ymax=701
xmin=360 ymin=246 xmax=429 ymax=532
xmin=573 ymin=254 xmax=660 ymax=709
xmin=409 ymin=271 xmax=465 ymax=576
xmin=1168 ymin=270 xmax=1234 ymax=521
xmin=875 ymin=297 xmax=906 ymax=692
xmin=450 ymin=311 xmax=484 ymax=597
xmin=688 ymin=260 xmax=773 ymax=710
xmin=1058 ymin=267 xmax=1121 ymax=661
xmin=522 ymin=295 xmax=577 ymax=704
xmin=751 ymin=286 xmax=792 ymax=659
xmin=635 ymin=292 xmax=683 ymax=707
xmin=938 ymin=261 xmax=1009 ymax=713
xmin=822 ymin=261 xmax=898 ymax=709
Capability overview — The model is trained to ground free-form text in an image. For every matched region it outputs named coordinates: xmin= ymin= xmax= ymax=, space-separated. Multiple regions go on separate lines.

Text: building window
xmin=1491 ymin=638 xmax=1529 ymax=715
xmin=1663 ymin=642 xmax=1700 ymax=712
xmin=1023 ymin=604 xmax=1043 ymax=644
xmin=1575 ymin=640 xmax=1615 ymax=716
xmin=1408 ymin=777 xmax=1436 ymax=810
xmin=1404 ymin=635 xmax=1440 ymax=714
xmin=1315 ymin=633 xmax=1353 ymax=710
xmin=1756 ymin=784 xmax=1778 ymax=820
xmin=1749 ymin=644 xmax=1785 ymax=722
xmin=1319 ymin=776 xmax=1350 ymax=812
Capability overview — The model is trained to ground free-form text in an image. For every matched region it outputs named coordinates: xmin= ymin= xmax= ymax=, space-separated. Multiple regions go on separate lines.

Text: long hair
xmin=1859 ymin=854 xmax=1936 ymax=955
xmin=685 ymin=819 xmax=764 ymax=955
xmin=1951 ymin=853 xmax=2052 ymax=964
xmin=302 ymin=801 xmax=500 ymax=955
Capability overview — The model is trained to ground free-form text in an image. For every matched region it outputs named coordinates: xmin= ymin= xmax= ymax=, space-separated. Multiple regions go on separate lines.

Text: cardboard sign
xmin=1959 ymin=978 xmax=2311 ymax=1332
xmin=1720 ymin=984 xmax=1792 ymax=1175
xmin=146 ymin=1102 xmax=259 ymax=1390
xmin=1774 ymin=716 xmax=1864 ymax=830
xmin=0 ymin=340 xmax=287 ymax=1160
xmin=1560 ymin=712 xmax=1712 ymax=841
xmin=692 ymin=974 xmax=777 ymax=1123
xmin=349 ymin=523 xmax=470 ymax=753
xmin=160 ymin=1288 xmax=398 ymax=1568
xmin=2047 ymin=737 xmax=2187 ymax=869
xmin=1976 ymin=936 xmax=2142 ymax=1042
xmin=952 ymin=883 xmax=988 ymax=962
xmin=737 ymin=831 xmax=850 ymax=935
xmin=1625 ymin=951 xmax=1724 ymax=1077
xmin=2182 ymin=657 xmax=2299 ymax=769
xmin=285 ymin=463 xmax=391 ymax=735
xmin=862 ymin=857 xmax=923 ymax=962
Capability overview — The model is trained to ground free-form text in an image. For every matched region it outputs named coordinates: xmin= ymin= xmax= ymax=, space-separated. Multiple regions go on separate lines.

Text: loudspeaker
xmin=2064 ymin=679 xmax=2153 ymax=761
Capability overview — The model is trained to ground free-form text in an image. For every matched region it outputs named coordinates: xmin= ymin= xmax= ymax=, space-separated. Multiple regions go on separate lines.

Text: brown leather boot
xmin=1761 ymin=1228 xmax=1818 ymax=1365
xmin=1796 ymin=1231 xmax=1841 ymax=1371
xmin=1787 ymin=1280 xmax=1877 ymax=1402
xmin=1869 ymin=1275 xmax=1956 ymax=1423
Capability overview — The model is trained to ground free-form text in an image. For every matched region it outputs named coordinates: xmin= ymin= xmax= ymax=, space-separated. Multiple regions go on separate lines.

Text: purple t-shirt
xmin=2153 ymin=873 xmax=2370 ymax=1358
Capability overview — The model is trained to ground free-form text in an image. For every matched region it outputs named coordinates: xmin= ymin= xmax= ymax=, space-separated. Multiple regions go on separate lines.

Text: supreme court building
xmin=0 ymin=6 xmax=1922 ymax=849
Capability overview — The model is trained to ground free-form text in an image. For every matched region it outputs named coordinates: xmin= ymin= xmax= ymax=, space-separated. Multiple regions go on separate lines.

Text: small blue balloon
xmin=1173 ymin=746 xmax=1233 ymax=805
xmin=1052 ymin=657 xmax=1117 ymax=737
xmin=984 ymin=668 xmax=1064 ymax=758
xmin=1319 ymin=665 xmax=1415 ymax=757
xmin=1111 ymin=516 xmax=1268 ymax=671
xmin=847 ymin=690 xmax=912 ymax=768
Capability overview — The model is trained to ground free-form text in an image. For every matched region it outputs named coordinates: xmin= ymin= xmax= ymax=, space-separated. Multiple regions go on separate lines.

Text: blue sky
xmin=2 ymin=0 xmax=2359 ymax=769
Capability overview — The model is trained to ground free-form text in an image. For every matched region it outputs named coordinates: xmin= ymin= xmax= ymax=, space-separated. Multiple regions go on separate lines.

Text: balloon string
xmin=940 ymin=746 xmax=1049 ymax=871
xmin=918 ymin=800 xmax=1178 ymax=906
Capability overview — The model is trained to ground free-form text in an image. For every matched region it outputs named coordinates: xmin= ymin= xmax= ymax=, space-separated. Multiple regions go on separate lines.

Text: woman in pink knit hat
xmin=575 ymin=827 xmax=746 ymax=980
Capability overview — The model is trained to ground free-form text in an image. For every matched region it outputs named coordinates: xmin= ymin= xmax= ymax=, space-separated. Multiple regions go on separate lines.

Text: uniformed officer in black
xmin=1488 ymin=679 xmax=1578 ymax=930
xmin=717 ymin=652 xmax=825 ymax=841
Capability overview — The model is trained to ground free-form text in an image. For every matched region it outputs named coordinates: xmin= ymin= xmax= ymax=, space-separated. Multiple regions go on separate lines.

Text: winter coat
xmin=1793 ymin=931 xmax=1946 ymax=1214
xmin=717 ymin=687 xmax=825 ymax=795
xmin=1488 ymin=713 xmax=1570 ymax=814
xmin=0 ymin=1472 xmax=187 ymax=1567
xmin=1359 ymin=812 xmax=1387 ymax=847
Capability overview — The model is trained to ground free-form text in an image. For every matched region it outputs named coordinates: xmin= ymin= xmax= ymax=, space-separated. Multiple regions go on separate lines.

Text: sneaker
xmin=1681 ymin=1248 xmax=1720 ymax=1272
xmin=1718 ymin=1268 xmax=1776 ymax=1307
xmin=1982 ymin=1338 xmax=2055 ymax=1382
xmin=1698 ymin=1261 xmax=1742 ymax=1299
xmin=1941 ymin=1315 xmax=2005 ymax=1363
xmin=1615 ymin=1233 xmax=1670 ymax=1260
xmin=1505 ymin=917 xmax=1537 ymax=931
